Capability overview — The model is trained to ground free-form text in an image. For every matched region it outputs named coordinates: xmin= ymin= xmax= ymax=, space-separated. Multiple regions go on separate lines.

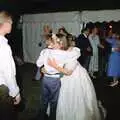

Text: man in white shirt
xmin=0 ymin=11 xmax=21 ymax=120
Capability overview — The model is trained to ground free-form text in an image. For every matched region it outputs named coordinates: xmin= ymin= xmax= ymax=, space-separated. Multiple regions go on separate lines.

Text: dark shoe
xmin=109 ymin=80 xmax=119 ymax=87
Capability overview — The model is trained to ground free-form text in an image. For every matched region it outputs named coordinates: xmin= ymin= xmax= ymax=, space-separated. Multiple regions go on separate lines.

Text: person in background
xmin=98 ymin=28 xmax=112 ymax=78
xmin=106 ymin=31 xmax=120 ymax=87
xmin=0 ymin=11 xmax=21 ymax=120
xmin=76 ymin=27 xmax=93 ymax=71
xmin=88 ymin=26 xmax=104 ymax=78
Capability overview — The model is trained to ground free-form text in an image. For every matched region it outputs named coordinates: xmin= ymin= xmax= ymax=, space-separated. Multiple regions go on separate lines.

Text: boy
xmin=36 ymin=34 xmax=69 ymax=120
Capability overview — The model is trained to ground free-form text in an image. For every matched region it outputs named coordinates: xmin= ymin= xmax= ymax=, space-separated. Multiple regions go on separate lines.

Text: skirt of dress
xmin=89 ymin=51 xmax=99 ymax=72
xmin=107 ymin=52 xmax=120 ymax=77
xmin=56 ymin=64 xmax=101 ymax=120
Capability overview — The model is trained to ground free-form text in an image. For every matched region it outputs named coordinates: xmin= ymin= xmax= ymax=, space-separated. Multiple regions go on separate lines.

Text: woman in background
xmin=106 ymin=32 xmax=120 ymax=87
xmin=88 ymin=26 xmax=104 ymax=78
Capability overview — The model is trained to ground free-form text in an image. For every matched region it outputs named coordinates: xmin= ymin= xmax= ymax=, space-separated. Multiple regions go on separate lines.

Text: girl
xmin=47 ymin=34 xmax=101 ymax=120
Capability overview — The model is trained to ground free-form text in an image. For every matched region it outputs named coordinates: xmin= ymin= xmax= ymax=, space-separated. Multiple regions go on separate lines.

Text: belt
xmin=44 ymin=73 xmax=60 ymax=78
xmin=45 ymin=73 xmax=60 ymax=75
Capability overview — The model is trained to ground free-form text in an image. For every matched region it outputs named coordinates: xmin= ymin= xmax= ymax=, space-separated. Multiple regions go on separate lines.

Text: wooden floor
xmin=17 ymin=63 xmax=120 ymax=120
xmin=17 ymin=63 xmax=41 ymax=120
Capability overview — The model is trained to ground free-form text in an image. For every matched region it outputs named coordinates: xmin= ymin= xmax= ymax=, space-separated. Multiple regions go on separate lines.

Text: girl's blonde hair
xmin=46 ymin=33 xmax=74 ymax=50
xmin=56 ymin=34 xmax=72 ymax=50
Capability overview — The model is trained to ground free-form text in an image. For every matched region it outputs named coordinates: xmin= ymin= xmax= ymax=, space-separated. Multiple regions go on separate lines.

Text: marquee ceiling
xmin=0 ymin=0 xmax=119 ymax=14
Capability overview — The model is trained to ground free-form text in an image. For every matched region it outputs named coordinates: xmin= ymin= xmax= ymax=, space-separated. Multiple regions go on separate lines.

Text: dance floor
xmin=17 ymin=63 xmax=120 ymax=120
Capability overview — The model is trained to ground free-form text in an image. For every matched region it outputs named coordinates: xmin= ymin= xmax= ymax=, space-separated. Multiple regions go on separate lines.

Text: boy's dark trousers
xmin=42 ymin=76 xmax=61 ymax=120
xmin=0 ymin=84 xmax=18 ymax=120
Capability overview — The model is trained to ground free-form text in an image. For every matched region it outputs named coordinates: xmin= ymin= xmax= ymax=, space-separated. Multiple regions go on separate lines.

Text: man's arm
xmin=0 ymin=45 xmax=21 ymax=104
xmin=76 ymin=35 xmax=86 ymax=51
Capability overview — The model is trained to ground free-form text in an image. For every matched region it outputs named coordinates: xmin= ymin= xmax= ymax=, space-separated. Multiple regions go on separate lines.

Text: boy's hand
xmin=41 ymin=67 xmax=47 ymax=74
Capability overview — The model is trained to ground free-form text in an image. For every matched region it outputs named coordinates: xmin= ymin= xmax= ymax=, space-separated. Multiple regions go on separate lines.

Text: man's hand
xmin=112 ymin=48 xmax=120 ymax=52
xmin=87 ymin=47 xmax=91 ymax=52
xmin=98 ymin=44 xmax=104 ymax=49
xmin=14 ymin=94 xmax=21 ymax=105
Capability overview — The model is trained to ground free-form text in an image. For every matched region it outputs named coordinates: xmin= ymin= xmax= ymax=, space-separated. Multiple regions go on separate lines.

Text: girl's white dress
xmin=56 ymin=47 xmax=101 ymax=120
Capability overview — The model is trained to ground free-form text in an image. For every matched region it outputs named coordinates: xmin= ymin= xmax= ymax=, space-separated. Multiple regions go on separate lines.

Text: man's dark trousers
xmin=0 ymin=85 xmax=18 ymax=120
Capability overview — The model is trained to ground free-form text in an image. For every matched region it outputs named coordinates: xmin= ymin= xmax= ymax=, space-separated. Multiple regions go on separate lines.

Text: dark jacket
xmin=76 ymin=34 xmax=93 ymax=56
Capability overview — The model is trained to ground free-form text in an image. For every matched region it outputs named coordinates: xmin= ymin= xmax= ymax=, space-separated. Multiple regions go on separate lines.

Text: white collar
xmin=0 ymin=35 xmax=8 ymax=44
xmin=83 ymin=33 xmax=87 ymax=38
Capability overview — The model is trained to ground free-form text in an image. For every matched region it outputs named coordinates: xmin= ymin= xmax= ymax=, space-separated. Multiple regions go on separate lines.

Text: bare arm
xmin=48 ymin=58 xmax=73 ymax=75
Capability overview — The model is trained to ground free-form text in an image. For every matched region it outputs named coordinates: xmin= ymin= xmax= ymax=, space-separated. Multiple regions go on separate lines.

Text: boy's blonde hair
xmin=0 ymin=11 xmax=12 ymax=24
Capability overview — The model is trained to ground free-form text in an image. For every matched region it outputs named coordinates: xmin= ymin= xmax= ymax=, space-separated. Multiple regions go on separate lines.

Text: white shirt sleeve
xmin=36 ymin=49 xmax=46 ymax=68
xmin=0 ymin=44 xmax=19 ymax=97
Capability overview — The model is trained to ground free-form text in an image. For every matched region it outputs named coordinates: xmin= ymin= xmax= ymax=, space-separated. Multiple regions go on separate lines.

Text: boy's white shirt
xmin=0 ymin=35 xmax=19 ymax=97
xmin=36 ymin=47 xmax=80 ymax=74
